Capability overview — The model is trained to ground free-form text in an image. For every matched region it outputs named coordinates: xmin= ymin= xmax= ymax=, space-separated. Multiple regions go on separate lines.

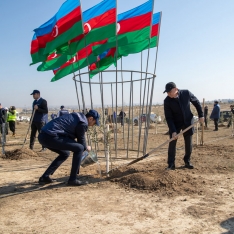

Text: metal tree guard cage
xmin=73 ymin=68 xmax=157 ymax=172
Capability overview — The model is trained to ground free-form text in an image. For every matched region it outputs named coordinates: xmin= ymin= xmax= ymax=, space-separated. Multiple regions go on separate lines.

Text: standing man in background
xmin=29 ymin=90 xmax=48 ymax=151
xmin=57 ymin=105 xmax=69 ymax=117
xmin=163 ymin=82 xmax=204 ymax=170
xmin=0 ymin=104 xmax=7 ymax=142
xmin=204 ymin=106 xmax=208 ymax=128
xmin=210 ymin=101 xmax=220 ymax=131
xmin=7 ymin=106 xmax=17 ymax=136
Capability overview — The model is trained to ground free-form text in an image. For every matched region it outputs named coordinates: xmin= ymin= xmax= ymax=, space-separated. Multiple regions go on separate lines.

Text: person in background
xmin=119 ymin=110 xmax=126 ymax=126
xmin=7 ymin=106 xmax=17 ymax=136
xmin=227 ymin=105 xmax=234 ymax=128
xmin=29 ymin=90 xmax=48 ymax=151
xmin=163 ymin=82 xmax=204 ymax=170
xmin=57 ymin=105 xmax=69 ymax=117
xmin=0 ymin=104 xmax=7 ymax=138
xmin=4 ymin=107 xmax=9 ymax=135
xmin=204 ymin=106 xmax=208 ymax=128
xmin=210 ymin=100 xmax=220 ymax=131
xmin=38 ymin=110 xmax=100 ymax=186
xmin=51 ymin=113 xmax=57 ymax=120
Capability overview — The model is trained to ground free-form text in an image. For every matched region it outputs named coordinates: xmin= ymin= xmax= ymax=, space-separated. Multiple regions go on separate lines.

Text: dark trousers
xmin=38 ymin=132 xmax=84 ymax=181
xmin=204 ymin=116 xmax=208 ymax=128
xmin=30 ymin=122 xmax=45 ymax=149
xmin=8 ymin=121 xmax=15 ymax=134
xmin=214 ymin=118 xmax=219 ymax=130
xmin=168 ymin=127 xmax=193 ymax=166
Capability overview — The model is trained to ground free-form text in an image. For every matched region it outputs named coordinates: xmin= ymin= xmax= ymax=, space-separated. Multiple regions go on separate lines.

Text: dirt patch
xmin=1 ymin=148 xmax=38 ymax=160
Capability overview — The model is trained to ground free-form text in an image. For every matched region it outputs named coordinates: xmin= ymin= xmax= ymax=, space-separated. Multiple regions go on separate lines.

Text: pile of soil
xmin=108 ymin=144 xmax=234 ymax=197
xmin=1 ymin=148 xmax=38 ymax=160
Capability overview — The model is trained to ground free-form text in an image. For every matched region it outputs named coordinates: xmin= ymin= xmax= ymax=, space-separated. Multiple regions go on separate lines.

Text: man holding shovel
xmin=38 ymin=110 xmax=100 ymax=186
xmin=163 ymin=82 xmax=204 ymax=170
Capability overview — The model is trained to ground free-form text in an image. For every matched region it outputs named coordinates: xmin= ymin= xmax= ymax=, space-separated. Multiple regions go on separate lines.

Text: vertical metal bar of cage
xmin=111 ymin=83 xmax=117 ymax=149
xmin=126 ymin=72 xmax=133 ymax=158
xmin=131 ymin=81 xmax=134 ymax=150
xmin=121 ymin=58 xmax=126 ymax=149
xmin=73 ymin=78 xmax=81 ymax=111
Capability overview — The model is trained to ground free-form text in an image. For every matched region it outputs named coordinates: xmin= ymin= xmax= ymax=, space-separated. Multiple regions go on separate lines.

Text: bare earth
xmin=1 ymin=108 xmax=234 ymax=233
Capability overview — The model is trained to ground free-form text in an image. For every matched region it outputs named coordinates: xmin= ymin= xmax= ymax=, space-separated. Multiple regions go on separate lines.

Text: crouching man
xmin=38 ymin=110 xmax=100 ymax=186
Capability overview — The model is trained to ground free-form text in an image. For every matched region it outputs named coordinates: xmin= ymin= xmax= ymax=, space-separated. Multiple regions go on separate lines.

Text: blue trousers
xmin=38 ymin=132 xmax=84 ymax=181
xmin=168 ymin=127 xmax=193 ymax=166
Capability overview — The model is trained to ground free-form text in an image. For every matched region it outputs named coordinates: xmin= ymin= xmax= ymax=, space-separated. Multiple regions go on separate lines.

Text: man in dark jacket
xmin=57 ymin=105 xmax=69 ymax=117
xmin=210 ymin=101 xmax=220 ymax=131
xmin=163 ymin=82 xmax=204 ymax=170
xmin=204 ymin=106 xmax=208 ymax=128
xmin=29 ymin=90 xmax=48 ymax=151
xmin=38 ymin=110 xmax=100 ymax=186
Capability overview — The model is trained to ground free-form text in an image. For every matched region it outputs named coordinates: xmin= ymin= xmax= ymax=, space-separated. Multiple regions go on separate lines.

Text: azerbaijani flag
xmin=117 ymin=12 xmax=161 ymax=56
xmin=37 ymin=39 xmax=107 ymax=71
xmin=89 ymin=48 xmax=119 ymax=78
xmin=93 ymin=0 xmax=153 ymax=56
xmin=31 ymin=0 xmax=83 ymax=64
xmin=50 ymin=43 xmax=102 ymax=82
xmin=57 ymin=0 xmax=116 ymax=56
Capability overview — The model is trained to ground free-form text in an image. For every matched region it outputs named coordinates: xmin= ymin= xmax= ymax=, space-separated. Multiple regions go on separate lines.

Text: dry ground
xmin=0 ymin=109 xmax=234 ymax=233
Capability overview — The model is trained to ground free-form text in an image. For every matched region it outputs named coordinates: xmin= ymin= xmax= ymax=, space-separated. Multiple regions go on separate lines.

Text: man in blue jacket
xmin=38 ymin=109 xmax=100 ymax=186
xmin=29 ymin=90 xmax=48 ymax=151
xmin=163 ymin=82 xmax=204 ymax=170
xmin=210 ymin=101 xmax=220 ymax=131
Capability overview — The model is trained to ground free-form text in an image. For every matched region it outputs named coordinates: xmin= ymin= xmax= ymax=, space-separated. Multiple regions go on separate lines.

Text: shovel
xmin=106 ymin=121 xmax=199 ymax=175
xmin=21 ymin=109 xmax=36 ymax=149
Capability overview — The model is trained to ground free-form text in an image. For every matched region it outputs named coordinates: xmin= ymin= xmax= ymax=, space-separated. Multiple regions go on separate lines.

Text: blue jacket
xmin=41 ymin=112 xmax=88 ymax=149
xmin=210 ymin=104 xmax=220 ymax=119
xmin=164 ymin=89 xmax=203 ymax=135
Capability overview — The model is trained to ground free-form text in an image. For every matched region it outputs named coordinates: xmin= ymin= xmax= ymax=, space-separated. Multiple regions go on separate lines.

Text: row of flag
xmin=30 ymin=0 xmax=161 ymax=82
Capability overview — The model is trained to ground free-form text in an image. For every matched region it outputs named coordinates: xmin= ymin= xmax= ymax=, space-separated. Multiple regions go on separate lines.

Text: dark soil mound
xmin=1 ymin=148 xmax=38 ymax=160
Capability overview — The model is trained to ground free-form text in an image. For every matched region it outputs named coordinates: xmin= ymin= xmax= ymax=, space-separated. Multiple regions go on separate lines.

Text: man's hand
xmin=86 ymin=146 xmax=91 ymax=152
xmin=172 ymin=132 xmax=178 ymax=140
xmin=34 ymin=105 xmax=38 ymax=110
xmin=199 ymin=117 xmax=204 ymax=123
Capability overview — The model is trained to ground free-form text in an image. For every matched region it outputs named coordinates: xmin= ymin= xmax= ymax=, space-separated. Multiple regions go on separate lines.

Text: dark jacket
xmin=41 ymin=112 xmax=88 ymax=150
xmin=164 ymin=89 xmax=203 ymax=134
xmin=210 ymin=104 xmax=220 ymax=119
xmin=0 ymin=108 xmax=6 ymax=124
xmin=32 ymin=98 xmax=48 ymax=123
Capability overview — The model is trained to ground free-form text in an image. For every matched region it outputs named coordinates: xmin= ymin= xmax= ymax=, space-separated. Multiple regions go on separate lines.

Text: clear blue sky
xmin=0 ymin=0 xmax=233 ymax=108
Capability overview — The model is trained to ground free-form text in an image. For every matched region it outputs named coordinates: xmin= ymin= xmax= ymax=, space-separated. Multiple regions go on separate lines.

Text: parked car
xmin=219 ymin=111 xmax=232 ymax=122
xmin=133 ymin=113 xmax=162 ymax=126
xmin=17 ymin=116 xmax=30 ymax=122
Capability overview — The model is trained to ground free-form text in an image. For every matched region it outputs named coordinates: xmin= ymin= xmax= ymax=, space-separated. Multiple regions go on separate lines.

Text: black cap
xmin=163 ymin=82 xmax=176 ymax=93
xmin=60 ymin=105 xmax=64 ymax=109
xmin=30 ymin=90 xmax=40 ymax=95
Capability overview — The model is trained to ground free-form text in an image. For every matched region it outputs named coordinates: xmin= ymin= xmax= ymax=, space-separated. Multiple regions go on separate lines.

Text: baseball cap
xmin=4 ymin=107 xmax=8 ymax=110
xmin=163 ymin=82 xmax=177 ymax=93
xmin=86 ymin=110 xmax=100 ymax=126
xmin=30 ymin=90 xmax=40 ymax=95
xmin=60 ymin=105 xmax=65 ymax=109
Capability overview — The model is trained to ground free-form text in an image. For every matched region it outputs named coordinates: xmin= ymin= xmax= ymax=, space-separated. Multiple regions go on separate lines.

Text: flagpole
xmin=144 ymin=11 xmax=162 ymax=152
xmin=114 ymin=0 xmax=118 ymax=159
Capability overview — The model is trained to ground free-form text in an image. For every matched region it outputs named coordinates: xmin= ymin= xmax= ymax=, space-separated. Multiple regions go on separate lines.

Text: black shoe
xmin=166 ymin=164 xmax=175 ymax=170
xmin=39 ymin=176 xmax=56 ymax=185
xmin=67 ymin=179 xmax=88 ymax=186
xmin=39 ymin=148 xmax=47 ymax=152
xmin=184 ymin=162 xmax=194 ymax=169
xmin=213 ymin=129 xmax=218 ymax=131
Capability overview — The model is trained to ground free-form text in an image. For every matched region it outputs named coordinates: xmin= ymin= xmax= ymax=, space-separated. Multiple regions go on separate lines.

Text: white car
xmin=17 ymin=116 xmax=30 ymax=122
xmin=133 ymin=113 xmax=162 ymax=125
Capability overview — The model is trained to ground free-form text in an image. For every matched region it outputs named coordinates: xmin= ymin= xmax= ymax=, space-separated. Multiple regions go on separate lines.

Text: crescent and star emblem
xmin=84 ymin=23 xmax=91 ymax=34
xmin=52 ymin=25 xmax=59 ymax=37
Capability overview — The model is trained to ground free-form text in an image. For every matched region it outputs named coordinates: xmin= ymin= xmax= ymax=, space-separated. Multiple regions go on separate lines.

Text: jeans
xmin=168 ymin=126 xmax=193 ymax=166
xmin=38 ymin=132 xmax=84 ymax=181
xmin=30 ymin=122 xmax=45 ymax=149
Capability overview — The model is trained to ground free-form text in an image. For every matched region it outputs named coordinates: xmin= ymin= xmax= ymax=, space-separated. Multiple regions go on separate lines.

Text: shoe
xmin=166 ymin=164 xmax=175 ymax=170
xmin=38 ymin=176 xmax=56 ymax=185
xmin=184 ymin=162 xmax=194 ymax=169
xmin=67 ymin=179 xmax=88 ymax=186
xmin=213 ymin=129 xmax=218 ymax=131
xmin=39 ymin=148 xmax=47 ymax=152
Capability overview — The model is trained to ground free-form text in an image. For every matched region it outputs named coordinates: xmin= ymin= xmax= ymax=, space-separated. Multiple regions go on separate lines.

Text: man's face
xmin=33 ymin=93 xmax=40 ymax=100
xmin=87 ymin=117 xmax=97 ymax=127
xmin=167 ymin=88 xmax=178 ymax=98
